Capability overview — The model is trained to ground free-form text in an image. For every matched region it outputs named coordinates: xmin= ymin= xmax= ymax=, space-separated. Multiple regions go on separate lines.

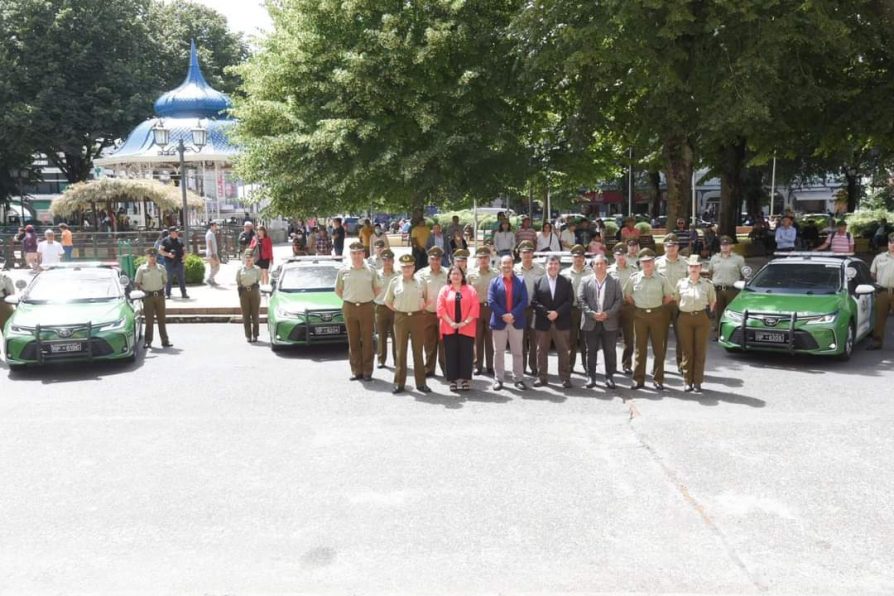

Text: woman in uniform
xmin=674 ymin=255 xmax=717 ymax=393
xmin=237 ymin=249 xmax=262 ymax=343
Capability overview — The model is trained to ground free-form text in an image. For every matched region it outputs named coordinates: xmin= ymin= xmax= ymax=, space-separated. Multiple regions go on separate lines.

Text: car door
xmin=848 ymin=261 xmax=873 ymax=338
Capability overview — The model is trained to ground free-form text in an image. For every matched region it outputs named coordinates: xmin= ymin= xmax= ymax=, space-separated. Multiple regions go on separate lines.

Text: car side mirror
xmin=260 ymin=284 xmax=273 ymax=295
xmin=733 ymin=280 xmax=746 ymax=290
xmin=4 ymin=295 xmax=19 ymax=305
xmin=855 ymin=284 xmax=876 ymax=296
xmin=129 ymin=290 xmax=146 ymax=301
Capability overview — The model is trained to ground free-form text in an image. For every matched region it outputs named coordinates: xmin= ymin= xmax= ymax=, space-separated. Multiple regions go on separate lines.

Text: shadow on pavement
xmin=3 ymin=346 xmax=148 ymax=384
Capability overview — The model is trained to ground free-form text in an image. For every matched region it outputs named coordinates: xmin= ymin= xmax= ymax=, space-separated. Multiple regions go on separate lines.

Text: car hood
xmin=728 ymin=292 xmax=841 ymax=316
xmin=11 ymin=300 xmax=127 ymax=327
xmin=272 ymin=291 xmax=343 ymax=312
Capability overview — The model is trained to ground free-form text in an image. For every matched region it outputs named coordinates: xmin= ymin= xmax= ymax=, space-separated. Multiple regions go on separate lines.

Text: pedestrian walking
xmin=562 ymin=244 xmax=593 ymax=374
xmin=415 ymin=246 xmax=449 ymax=376
xmin=675 ymin=255 xmax=717 ymax=392
xmin=335 ymin=242 xmax=381 ymax=380
xmin=708 ymin=235 xmax=746 ymax=340
xmin=608 ymin=244 xmax=637 ymax=375
xmin=656 ymin=234 xmax=689 ymax=372
xmin=375 ymin=249 xmax=398 ymax=368
xmin=579 ymin=254 xmax=623 ymax=389
xmin=134 ymin=248 xmax=172 ymax=348
xmin=385 ymin=254 xmax=430 ymax=394
xmin=531 ymin=255 xmax=574 ymax=388
xmin=237 ymin=250 xmax=262 ymax=343
xmin=489 ymin=254 xmax=529 ymax=391
xmin=467 ymin=247 xmax=497 ymax=376
xmin=868 ymin=233 xmax=894 ymax=350
xmin=160 ymin=227 xmax=189 ymax=299
xmin=59 ymin=223 xmax=73 ymax=261
xmin=437 ymin=265 xmax=480 ymax=392
xmin=514 ymin=241 xmax=545 ymax=376
xmin=623 ymin=248 xmax=674 ymax=390
xmin=205 ymin=222 xmax=220 ymax=285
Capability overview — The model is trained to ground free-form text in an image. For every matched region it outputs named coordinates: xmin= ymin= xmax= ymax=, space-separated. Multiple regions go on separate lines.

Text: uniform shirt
xmin=675 ymin=277 xmax=717 ymax=312
xmin=562 ymin=265 xmax=594 ymax=307
xmin=415 ymin=266 xmax=449 ymax=312
xmin=385 ymin=275 xmax=426 ymax=313
xmin=336 ymin=264 xmax=380 ymax=303
xmin=623 ymin=271 xmax=672 ymax=309
xmin=237 ymin=265 xmax=262 ymax=288
xmin=135 ymin=263 xmax=168 ymax=291
xmin=514 ymin=261 xmax=545 ymax=306
xmin=467 ymin=266 xmax=498 ymax=304
xmin=656 ymin=255 xmax=688 ymax=290
xmin=367 ymin=254 xmax=384 ymax=270
xmin=709 ymin=252 xmax=746 ymax=287
xmin=871 ymin=252 xmax=894 ymax=288
xmin=608 ymin=261 xmax=637 ymax=290
xmin=375 ymin=269 xmax=399 ymax=305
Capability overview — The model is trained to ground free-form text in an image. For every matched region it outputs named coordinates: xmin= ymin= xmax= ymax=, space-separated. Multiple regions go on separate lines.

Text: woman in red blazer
xmin=437 ymin=266 xmax=480 ymax=392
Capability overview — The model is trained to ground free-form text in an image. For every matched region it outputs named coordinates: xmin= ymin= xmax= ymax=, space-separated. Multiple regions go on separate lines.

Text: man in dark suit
xmin=579 ymin=254 xmax=623 ymax=388
xmin=531 ymin=255 xmax=574 ymax=388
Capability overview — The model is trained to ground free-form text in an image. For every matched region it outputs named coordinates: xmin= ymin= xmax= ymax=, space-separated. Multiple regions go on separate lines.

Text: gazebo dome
xmin=153 ymin=40 xmax=232 ymax=118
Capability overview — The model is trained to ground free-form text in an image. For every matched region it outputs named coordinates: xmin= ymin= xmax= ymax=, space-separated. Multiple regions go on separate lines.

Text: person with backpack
xmin=814 ymin=220 xmax=854 ymax=254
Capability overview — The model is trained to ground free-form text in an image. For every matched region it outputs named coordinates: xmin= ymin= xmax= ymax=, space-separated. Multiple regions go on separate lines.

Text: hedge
xmin=133 ymin=253 xmax=206 ymax=285
xmin=845 ymin=209 xmax=894 ymax=238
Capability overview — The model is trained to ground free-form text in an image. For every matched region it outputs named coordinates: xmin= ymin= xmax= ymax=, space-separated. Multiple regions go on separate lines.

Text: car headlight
xmin=275 ymin=307 xmax=305 ymax=319
xmin=8 ymin=324 xmax=34 ymax=334
xmin=804 ymin=312 xmax=837 ymax=325
xmin=724 ymin=310 xmax=743 ymax=323
xmin=95 ymin=318 xmax=127 ymax=331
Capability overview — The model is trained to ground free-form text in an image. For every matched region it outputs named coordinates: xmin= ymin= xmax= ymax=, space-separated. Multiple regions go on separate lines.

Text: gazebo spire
xmin=153 ymin=40 xmax=232 ymax=119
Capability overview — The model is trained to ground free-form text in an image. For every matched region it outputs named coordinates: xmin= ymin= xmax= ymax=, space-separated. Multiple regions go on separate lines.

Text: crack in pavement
xmin=624 ymin=396 xmax=768 ymax=592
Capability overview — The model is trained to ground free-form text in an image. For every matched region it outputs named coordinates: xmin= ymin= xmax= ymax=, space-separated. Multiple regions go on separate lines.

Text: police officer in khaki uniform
xmin=656 ymin=233 xmax=689 ymax=372
xmin=467 ymin=247 xmax=497 ymax=375
xmin=237 ymin=249 xmax=262 ymax=342
xmin=385 ymin=254 xmax=431 ymax=393
xmin=415 ymin=246 xmax=449 ymax=376
xmin=609 ymin=244 xmax=637 ymax=374
xmin=708 ymin=235 xmax=746 ymax=340
xmin=336 ymin=241 xmax=382 ymax=380
xmin=869 ymin=233 xmax=894 ymax=350
xmin=375 ymin=249 xmax=398 ymax=367
xmin=562 ymin=244 xmax=593 ymax=374
xmin=453 ymin=248 xmax=470 ymax=273
xmin=623 ymin=248 xmax=673 ymax=390
xmin=0 ymin=269 xmax=17 ymax=333
xmin=675 ymin=255 xmax=717 ymax=392
xmin=134 ymin=248 xmax=172 ymax=349
xmin=514 ymin=241 xmax=546 ymax=375
xmin=368 ymin=239 xmax=387 ymax=269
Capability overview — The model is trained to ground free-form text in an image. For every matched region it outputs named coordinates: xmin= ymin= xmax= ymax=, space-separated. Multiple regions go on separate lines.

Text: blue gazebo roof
xmin=154 ymin=40 xmax=232 ymax=119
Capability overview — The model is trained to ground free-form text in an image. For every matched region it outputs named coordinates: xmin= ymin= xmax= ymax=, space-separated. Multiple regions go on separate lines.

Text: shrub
xmin=635 ymin=222 xmax=652 ymax=235
xmin=846 ymin=209 xmax=894 ymax=238
xmin=603 ymin=221 xmax=619 ymax=238
xmin=132 ymin=254 xmax=205 ymax=284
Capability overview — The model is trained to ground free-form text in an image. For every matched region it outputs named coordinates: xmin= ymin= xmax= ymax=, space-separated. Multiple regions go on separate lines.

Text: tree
xmin=232 ymin=0 xmax=530 ymax=216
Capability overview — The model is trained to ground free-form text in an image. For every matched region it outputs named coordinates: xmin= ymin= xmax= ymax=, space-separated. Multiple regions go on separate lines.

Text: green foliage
xmin=603 ymin=221 xmax=619 ymax=238
xmin=635 ymin=222 xmax=652 ymax=235
xmin=845 ymin=210 xmax=894 ymax=238
xmin=184 ymin=253 xmax=205 ymax=284
xmin=433 ymin=209 xmax=522 ymax=231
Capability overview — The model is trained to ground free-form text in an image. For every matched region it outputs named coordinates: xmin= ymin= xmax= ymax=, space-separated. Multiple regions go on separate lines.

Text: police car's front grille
xmin=729 ymin=329 xmax=820 ymax=350
xmin=19 ymin=338 xmax=116 ymax=360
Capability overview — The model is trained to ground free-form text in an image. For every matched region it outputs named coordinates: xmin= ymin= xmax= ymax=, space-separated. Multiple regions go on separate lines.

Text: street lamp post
xmin=151 ymin=120 xmax=207 ymax=251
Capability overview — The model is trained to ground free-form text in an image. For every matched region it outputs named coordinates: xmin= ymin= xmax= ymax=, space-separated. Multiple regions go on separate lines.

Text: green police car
xmin=718 ymin=253 xmax=876 ymax=360
xmin=3 ymin=264 xmax=144 ymax=371
xmin=264 ymin=256 xmax=347 ymax=350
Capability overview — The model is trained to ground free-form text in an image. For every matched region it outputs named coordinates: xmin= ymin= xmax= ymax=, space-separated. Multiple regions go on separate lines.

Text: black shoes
xmin=694 ymin=384 xmax=703 ymax=393
xmin=514 ymin=380 xmax=528 ymax=390
xmin=605 ymin=377 xmax=616 ymax=389
xmin=392 ymin=385 xmax=405 ymax=394
xmin=684 ymin=384 xmax=694 ymax=392
xmin=653 ymin=382 xmax=665 ymax=391
xmin=425 ymin=371 xmax=436 ymax=378
xmin=486 ymin=368 xmax=495 ymax=376
xmin=532 ymin=379 xmax=547 ymax=387
xmin=561 ymin=379 xmax=572 ymax=389
xmin=161 ymin=342 xmax=173 ymax=348
xmin=378 ymin=363 xmax=387 ymax=369
xmin=623 ymin=367 xmax=633 ymax=375
xmin=143 ymin=343 xmax=151 ymax=349
xmin=349 ymin=374 xmax=362 ymax=381
xmin=416 ymin=385 xmax=432 ymax=393
xmin=585 ymin=379 xmax=598 ymax=389
xmin=362 ymin=375 xmax=372 ymax=381
xmin=630 ymin=382 xmax=644 ymax=390
xmin=493 ymin=380 xmax=504 ymax=391
xmin=474 ymin=368 xmax=484 ymax=376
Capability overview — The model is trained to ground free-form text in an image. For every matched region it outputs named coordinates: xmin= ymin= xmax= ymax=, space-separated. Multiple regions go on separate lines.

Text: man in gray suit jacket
xmin=579 ymin=254 xmax=623 ymax=388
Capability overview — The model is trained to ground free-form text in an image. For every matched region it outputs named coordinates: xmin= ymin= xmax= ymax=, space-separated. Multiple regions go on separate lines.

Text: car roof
xmin=768 ymin=252 xmax=855 ymax=266
xmin=281 ymin=256 xmax=344 ymax=269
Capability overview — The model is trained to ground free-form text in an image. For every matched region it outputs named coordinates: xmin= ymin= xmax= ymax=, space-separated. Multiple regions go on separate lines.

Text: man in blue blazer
xmin=488 ymin=254 xmax=529 ymax=391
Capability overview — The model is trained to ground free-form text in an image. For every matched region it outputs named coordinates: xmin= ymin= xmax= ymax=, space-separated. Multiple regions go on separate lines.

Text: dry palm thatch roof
xmin=51 ymin=178 xmax=204 ymax=216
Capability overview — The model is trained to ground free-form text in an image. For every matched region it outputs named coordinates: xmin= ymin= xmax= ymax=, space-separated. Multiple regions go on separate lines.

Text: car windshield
xmin=278 ymin=266 xmax=339 ymax=292
xmin=747 ymin=263 xmax=841 ymax=294
xmin=25 ymin=270 xmax=121 ymax=303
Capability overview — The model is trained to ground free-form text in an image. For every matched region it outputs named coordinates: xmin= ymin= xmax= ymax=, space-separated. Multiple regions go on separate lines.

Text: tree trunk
xmin=717 ymin=139 xmax=747 ymax=240
xmin=662 ymin=135 xmax=693 ymax=227
xmin=647 ymin=170 xmax=661 ymax=219
xmin=845 ymin=171 xmax=859 ymax=213
xmin=743 ymin=167 xmax=764 ymax=221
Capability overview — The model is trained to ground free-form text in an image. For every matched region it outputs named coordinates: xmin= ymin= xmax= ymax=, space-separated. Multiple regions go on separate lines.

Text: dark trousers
xmin=584 ymin=325 xmax=618 ymax=380
xmin=523 ymin=306 xmax=538 ymax=373
xmin=239 ymin=287 xmax=261 ymax=339
xmin=569 ymin=307 xmax=587 ymax=371
xmin=536 ymin=325 xmax=571 ymax=382
xmin=142 ymin=294 xmax=169 ymax=345
xmin=343 ymin=301 xmax=375 ymax=377
xmin=619 ymin=304 xmax=635 ymax=370
xmin=165 ymin=262 xmax=187 ymax=297
xmin=474 ymin=304 xmax=493 ymax=371
xmin=444 ymin=333 xmax=474 ymax=381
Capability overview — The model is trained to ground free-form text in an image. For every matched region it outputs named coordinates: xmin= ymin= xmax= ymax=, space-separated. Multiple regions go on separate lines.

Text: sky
xmin=183 ymin=0 xmax=272 ymax=38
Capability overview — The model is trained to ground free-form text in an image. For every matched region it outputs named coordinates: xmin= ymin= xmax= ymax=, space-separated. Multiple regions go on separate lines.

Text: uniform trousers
xmin=393 ymin=311 xmax=426 ymax=388
xmin=619 ymin=303 xmax=635 ymax=370
xmin=522 ymin=306 xmax=538 ymax=373
xmin=714 ymin=287 xmax=739 ymax=339
xmin=342 ymin=301 xmax=375 ymax=376
xmin=678 ymin=310 xmax=710 ymax=385
xmin=375 ymin=304 xmax=396 ymax=365
xmin=239 ymin=286 xmax=261 ymax=339
xmin=584 ymin=324 xmax=618 ymax=380
xmin=536 ymin=325 xmax=571 ymax=382
xmin=473 ymin=304 xmax=494 ymax=371
xmin=142 ymin=293 xmax=169 ymax=344
xmin=569 ymin=307 xmax=588 ymax=372
xmin=0 ymin=301 xmax=14 ymax=333
xmin=165 ymin=262 xmax=187 ymax=297
xmin=420 ymin=311 xmax=446 ymax=375
xmin=663 ymin=302 xmax=682 ymax=368
xmin=492 ymin=325 xmax=524 ymax=381
xmin=633 ymin=307 xmax=668 ymax=384
xmin=874 ymin=289 xmax=894 ymax=347
xmin=444 ymin=333 xmax=474 ymax=382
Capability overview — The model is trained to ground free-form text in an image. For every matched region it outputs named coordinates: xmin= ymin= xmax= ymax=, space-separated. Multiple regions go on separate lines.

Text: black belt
xmin=143 ymin=290 xmax=164 ymax=297
xmin=714 ymin=284 xmax=735 ymax=291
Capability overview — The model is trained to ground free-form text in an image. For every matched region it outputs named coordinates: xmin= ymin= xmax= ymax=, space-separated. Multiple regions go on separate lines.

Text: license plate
xmin=313 ymin=325 xmax=342 ymax=336
xmin=49 ymin=342 xmax=83 ymax=353
xmin=753 ymin=331 xmax=786 ymax=343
